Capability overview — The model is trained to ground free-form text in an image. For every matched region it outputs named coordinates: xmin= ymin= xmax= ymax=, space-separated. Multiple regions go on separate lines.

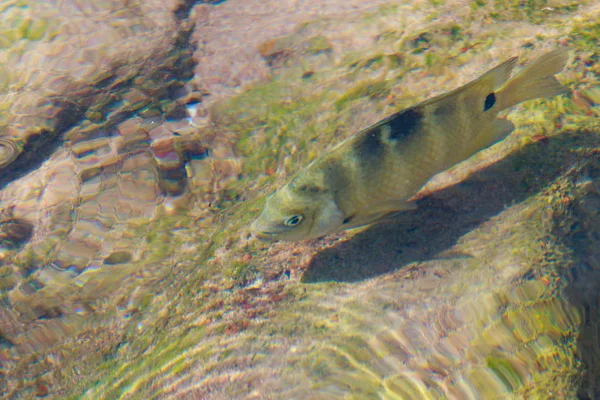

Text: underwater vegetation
xmin=1 ymin=0 xmax=599 ymax=398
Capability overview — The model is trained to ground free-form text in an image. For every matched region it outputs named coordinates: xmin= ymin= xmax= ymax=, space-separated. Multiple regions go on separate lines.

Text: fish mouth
xmin=251 ymin=230 xmax=277 ymax=242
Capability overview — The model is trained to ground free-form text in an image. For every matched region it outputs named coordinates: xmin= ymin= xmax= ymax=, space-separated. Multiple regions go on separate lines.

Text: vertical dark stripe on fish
xmin=322 ymin=157 xmax=352 ymax=197
xmin=389 ymin=108 xmax=422 ymax=140
xmin=354 ymin=125 xmax=385 ymax=161
xmin=347 ymin=126 xmax=388 ymax=197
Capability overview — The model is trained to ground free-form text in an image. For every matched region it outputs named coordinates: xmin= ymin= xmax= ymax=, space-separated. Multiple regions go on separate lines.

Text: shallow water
xmin=0 ymin=0 xmax=599 ymax=399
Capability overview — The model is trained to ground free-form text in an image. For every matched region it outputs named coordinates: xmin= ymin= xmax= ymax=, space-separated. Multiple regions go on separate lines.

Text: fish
xmin=251 ymin=49 xmax=570 ymax=241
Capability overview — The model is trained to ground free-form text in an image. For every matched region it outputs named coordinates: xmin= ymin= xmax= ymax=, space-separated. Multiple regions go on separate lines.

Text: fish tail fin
xmin=496 ymin=49 xmax=570 ymax=110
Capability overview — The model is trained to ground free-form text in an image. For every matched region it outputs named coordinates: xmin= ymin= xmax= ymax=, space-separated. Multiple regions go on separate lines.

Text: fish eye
xmin=284 ymin=215 xmax=303 ymax=227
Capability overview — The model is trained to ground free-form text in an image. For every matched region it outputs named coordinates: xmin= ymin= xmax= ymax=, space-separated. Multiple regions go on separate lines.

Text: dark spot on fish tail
xmin=343 ymin=215 xmax=354 ymax=224
xmin=389 ymin=108 xmax=422 ymax=140
xmin=484 ymin=92 xmax=496 ymax=111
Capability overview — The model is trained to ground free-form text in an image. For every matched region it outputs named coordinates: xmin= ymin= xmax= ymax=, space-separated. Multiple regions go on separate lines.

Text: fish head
xmin=251 ymin=180 xmax=344 ymax=241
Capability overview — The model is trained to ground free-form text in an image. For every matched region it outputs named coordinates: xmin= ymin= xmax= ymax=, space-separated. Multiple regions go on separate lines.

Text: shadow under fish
xmin=302 ymin=130 xmax=600 ymax=283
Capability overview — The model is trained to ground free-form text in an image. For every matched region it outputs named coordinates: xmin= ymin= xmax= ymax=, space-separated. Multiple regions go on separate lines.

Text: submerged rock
xmin=0 ymin=1 xmax=242 ymax=395
xmin=0 ymin=138 xmax=18 ymax=168
xmin=0 ymin=0 xmax=189 ymax=183
xmin=1 ymin=0 xmax=599 ymax=398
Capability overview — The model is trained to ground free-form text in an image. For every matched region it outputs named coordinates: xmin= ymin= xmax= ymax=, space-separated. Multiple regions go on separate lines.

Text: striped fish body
xmin=251 ymin=50 xmax=569 ymax=241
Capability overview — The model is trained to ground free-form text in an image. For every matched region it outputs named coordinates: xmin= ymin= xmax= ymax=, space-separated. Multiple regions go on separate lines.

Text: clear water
xmin=0 ymin=0 xmax=599 ymax=399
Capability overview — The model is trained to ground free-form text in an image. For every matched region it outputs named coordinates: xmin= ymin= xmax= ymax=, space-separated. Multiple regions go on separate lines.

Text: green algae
xmin=569 ymin=14 xmax=600 ymax=53
xmin=307 ymin=35 xmax=333 ymax=55
xmin=334 ymin=79 xmax=391 ymax=111
xmin=5 ymin=1 xmax=600 ymax=398
xmin=229 ymin=261 xmax=258 ymax=282
xmin=384 ymin=374 xmax=442 ymax=400
xmin=361 ymin=3 xmax=400 ymax=22
xmin=0 ymin=3 xmax=56 ymax=50
xmin=469 ymin=0 xmax=583 ymax=23
xmin=89 ymin=329 xmax=211 ymax=399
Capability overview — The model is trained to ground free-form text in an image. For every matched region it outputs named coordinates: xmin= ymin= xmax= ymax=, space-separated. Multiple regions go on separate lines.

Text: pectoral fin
xmin=492 ymin=118 xmax=515 ymax=143
xmin=343 ymin=200 xmax=417 ymax=229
